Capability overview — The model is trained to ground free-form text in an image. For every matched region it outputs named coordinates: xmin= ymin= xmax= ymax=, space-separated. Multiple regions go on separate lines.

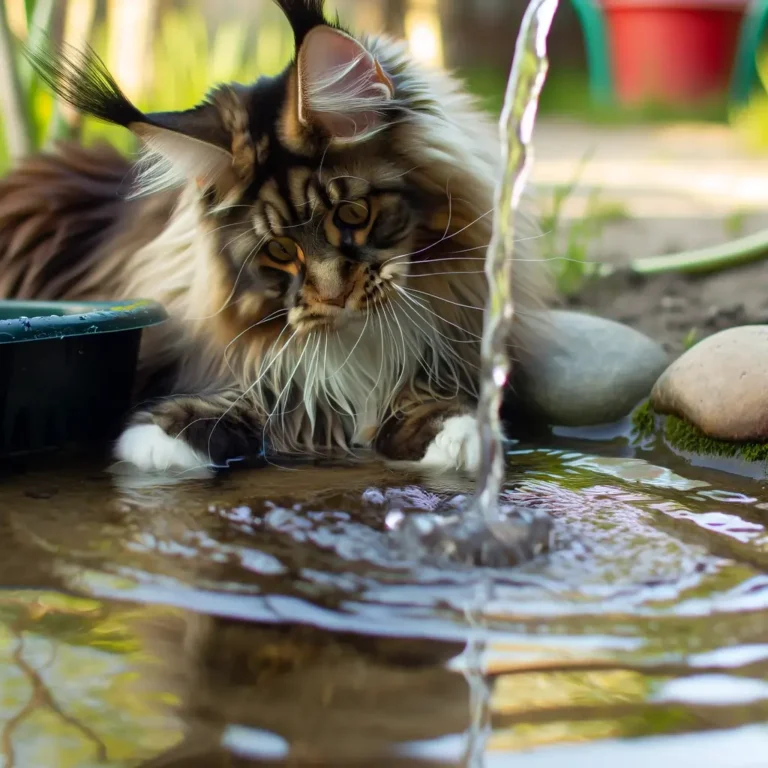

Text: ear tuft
xmin=23 ymin=42 xmax=145 ymax=129
xmin=272 ymin=0 xmax=328 ymax=46
xmin=25 ymin=42 xmax=254 ymax=203
xmin=297 ymin=26 xmax=394 ymax=142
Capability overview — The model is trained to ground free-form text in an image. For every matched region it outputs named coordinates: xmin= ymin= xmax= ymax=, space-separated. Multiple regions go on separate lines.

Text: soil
xmin=563 ymin=258 xmax=768 ymax=357
xmin=532 ymin=119 xmax=768 ymax=358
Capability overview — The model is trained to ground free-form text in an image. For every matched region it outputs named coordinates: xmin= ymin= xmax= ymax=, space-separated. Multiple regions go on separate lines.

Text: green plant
xmin=539 ymin=152 xmax=630 ymax=296
xmin=681 ymin=327 xmax=698 ymax=351
xmin=0 ymin=1 xmax=293 ymax=170
xmin=0 ymin=0 xmax=60 ymax=169
xmin=724 ymin=209 xmax=749 ymax=238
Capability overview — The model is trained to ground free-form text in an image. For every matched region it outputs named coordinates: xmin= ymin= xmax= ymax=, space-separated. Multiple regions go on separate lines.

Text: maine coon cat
xmin=0 ymin=0 xmax=548 ymax=475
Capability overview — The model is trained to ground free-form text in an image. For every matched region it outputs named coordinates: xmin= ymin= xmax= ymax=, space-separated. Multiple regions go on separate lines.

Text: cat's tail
xmin=0 ymin=141 xmax=135 ymax=300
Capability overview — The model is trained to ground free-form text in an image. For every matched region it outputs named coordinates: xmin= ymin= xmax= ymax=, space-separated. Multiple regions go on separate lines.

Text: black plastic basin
xmin=0 ymin=299 xmax=168 ymax=457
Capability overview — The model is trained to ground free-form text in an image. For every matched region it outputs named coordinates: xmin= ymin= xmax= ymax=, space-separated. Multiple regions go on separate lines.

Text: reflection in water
xmin=0 ymin=593 xmax=181 ymax=767
xmin=2 ymin=440 xmax=768 ymax=763
xmin=134 ymin=614 xmax=468 ymax=766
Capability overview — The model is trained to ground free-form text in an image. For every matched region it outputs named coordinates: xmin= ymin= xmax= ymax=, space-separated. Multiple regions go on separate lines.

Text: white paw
xmin=421 ymin=414 xmax=481 ymax=474
xmin=114 ymin=424 xmax=209 ymax=474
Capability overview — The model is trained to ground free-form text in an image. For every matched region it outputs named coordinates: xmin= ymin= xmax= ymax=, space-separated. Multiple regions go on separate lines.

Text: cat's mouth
xmin=290 ymin=305 xmax=375 ymax=335
xmin=294 ymin=315 xmax=336 ymax=333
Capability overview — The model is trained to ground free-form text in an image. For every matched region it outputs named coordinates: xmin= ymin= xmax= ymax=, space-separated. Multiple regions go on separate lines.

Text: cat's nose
xmin=302 ymin=281 xmax=350 ymax=308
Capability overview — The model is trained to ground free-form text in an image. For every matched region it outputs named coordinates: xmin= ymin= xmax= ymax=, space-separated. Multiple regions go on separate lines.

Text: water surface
xmin=1 ymin=433 xmax=768 ymax=766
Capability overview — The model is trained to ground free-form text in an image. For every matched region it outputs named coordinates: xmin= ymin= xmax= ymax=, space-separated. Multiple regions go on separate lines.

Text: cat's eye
xmin=266 ymin=237 xmax=300 ymax=263
xmin=334 ymin=199 xmax=370 ymax=228
xmin=259 ymin=237 xmax=304 ymax=279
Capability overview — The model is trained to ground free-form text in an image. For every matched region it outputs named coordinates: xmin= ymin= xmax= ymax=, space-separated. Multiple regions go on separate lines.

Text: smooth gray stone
xmin=519 ymin=310 xmax=669 ymax=427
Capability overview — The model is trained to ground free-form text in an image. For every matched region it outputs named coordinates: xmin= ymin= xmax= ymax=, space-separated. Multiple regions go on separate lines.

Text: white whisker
xmin=394 ymin=284 xmax=482 ymax=341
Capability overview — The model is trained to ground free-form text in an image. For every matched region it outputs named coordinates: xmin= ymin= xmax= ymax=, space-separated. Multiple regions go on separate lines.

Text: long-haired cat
xmin=0 ymin=0 xmax=548 ymax=475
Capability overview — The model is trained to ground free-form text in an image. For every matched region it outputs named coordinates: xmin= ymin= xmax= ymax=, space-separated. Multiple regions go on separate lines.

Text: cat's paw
xmin=115 ymin=424 xmax=209 ymax=474
xmin=420 ymin=414 xmax=481 ymax=474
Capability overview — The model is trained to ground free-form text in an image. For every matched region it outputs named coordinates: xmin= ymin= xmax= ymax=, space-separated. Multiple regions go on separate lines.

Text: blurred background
xmin=2 ymin=0 xmax=768 ymax=297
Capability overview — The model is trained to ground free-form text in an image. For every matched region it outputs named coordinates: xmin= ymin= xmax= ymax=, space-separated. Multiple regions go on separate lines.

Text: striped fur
xmin=0 ymin=0 xmax=550 ymax=472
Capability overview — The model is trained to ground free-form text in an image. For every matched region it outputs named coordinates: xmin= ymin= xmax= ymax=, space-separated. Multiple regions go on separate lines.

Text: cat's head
xmin=29 ymin=0 xmax=545 ymax=356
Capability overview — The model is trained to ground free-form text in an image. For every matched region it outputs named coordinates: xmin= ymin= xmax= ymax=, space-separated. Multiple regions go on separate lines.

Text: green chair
xmin=570 ymin=0 xmax=768 ymax=106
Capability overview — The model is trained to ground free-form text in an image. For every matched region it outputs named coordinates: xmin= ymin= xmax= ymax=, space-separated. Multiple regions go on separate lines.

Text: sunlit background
xmin=0 ymin=0 xmax=767 ymax=301
xmin=2 ymin=3 xmax=768 ymax=765
xmin=2 ymin=0 xmax=766 ymax=159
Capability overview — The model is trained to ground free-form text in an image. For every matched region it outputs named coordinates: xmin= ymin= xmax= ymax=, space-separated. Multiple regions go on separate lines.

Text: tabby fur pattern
xmin=0 ymin=0 xmax=549 ymax=474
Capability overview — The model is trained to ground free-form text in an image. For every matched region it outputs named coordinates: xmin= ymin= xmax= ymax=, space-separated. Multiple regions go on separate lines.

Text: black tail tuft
xmin=23 ymin=42 xmax=146 ymax=128
xmin=271 ymin=0 xmax=333 ymax=47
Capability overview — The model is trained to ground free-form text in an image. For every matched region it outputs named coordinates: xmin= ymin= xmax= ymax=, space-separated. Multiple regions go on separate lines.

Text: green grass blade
xmin=0 ymin=0 xmax=33 ymax=162
xmin=24 ymin=0 xmax=37 ymax=27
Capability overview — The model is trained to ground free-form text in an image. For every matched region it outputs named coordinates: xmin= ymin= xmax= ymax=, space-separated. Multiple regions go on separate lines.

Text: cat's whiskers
xmin=387 ymin=227 xmax=551 ymax=272
xmin=386 ymin=298 xmax=438 ymax=393
xmin=328 ymin=311 xmax=370 ymax=394
xmin=199 ymin=324 xmax=299 ymax=464
xmin=392 ymin=294 xmax=477 ymax=397
xmin=440 ymin=182 xmax=453 ymax=241
xmin=380 ymin=206 xmax=494 ymax=267
xmin=393 ymin=284 xmax=483 ymax=341
xmin=272 ymin=334 xmax=320 ymax=432
xmin=188 ymin=231 xmax=268 ymax=321
xmin=164 ymin=313 xmax=294 ymax=468
xmin=223 ymin=308 xmax=289 ymax=378
xmin=364 ymin=305 xmax=387 ymax=408
xmin=399 ymin=285 xmax=482 ymax=312
xmin=383 ymin=300 xmax=410 ymax=397
xmin=401 ymin=297 xmax=455 ymax=398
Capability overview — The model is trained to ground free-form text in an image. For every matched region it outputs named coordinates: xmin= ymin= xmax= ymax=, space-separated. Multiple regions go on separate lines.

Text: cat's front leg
xmin=115 ymin=389 xmax=264 ymax=473
xmin=375 ymin=397 xmax=481 ymax=474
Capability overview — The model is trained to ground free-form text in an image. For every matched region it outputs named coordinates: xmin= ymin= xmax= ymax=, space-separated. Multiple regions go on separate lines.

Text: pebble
xmin=519 ymin=310 xmax=669 ymax=427
xmin=651 ymin=325 xmax=768 ymax=441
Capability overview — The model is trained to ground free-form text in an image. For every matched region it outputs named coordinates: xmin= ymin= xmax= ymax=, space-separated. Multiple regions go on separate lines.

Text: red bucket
xmin=601 ymin=0 xmax=748 ymax=105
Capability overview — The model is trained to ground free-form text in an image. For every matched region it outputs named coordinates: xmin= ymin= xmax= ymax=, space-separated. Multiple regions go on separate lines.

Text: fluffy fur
xmin=0 ymin=0 xmax=549 ymax=474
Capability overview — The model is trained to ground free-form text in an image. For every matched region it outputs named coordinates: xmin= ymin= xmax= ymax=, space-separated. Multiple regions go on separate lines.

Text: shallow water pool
xmin=1 ymin=432 xmax=768 ymax=767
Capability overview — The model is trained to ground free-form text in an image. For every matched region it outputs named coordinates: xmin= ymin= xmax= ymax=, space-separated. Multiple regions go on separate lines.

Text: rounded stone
xmin=520 ymin=310 xmax=669 ymax=426
xmin=651 ymin=325 xmax=768 ymax=441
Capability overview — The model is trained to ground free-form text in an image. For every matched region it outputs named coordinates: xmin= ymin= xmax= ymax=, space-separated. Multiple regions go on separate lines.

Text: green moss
xmin=631 ymin=400 xmax=768 ymax=462
xmin=630 ymin=400 xmax=656 ymax=439
xmin=664 ymin=414 xmax=768 ymax=462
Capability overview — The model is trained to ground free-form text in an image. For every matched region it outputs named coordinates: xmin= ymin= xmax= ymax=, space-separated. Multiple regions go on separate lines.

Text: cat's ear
xmin=24 ymin=45 xmax=253 ymax=201
xmin=296 ymin=26 xmax=394 ymax=142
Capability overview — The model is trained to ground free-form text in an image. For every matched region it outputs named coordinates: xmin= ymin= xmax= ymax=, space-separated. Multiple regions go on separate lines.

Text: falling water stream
xmin=473 ymin=0 xmax=560 ymax=543
xmin=388 ymin=4 xmax=561 ymax=763
xmin=387 ymin=0 xmax=560 ymax=567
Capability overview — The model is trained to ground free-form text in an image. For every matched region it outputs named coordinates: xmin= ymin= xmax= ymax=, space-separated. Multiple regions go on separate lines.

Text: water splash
xmin=388 ymin=0 xmax=559 ymax=566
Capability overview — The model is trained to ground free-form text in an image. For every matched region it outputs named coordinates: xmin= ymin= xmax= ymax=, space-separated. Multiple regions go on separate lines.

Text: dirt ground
xmin=562 ymin=262 xmax=768 ymax=356
xmin=533 ymin=119 xmax=768 ymax=356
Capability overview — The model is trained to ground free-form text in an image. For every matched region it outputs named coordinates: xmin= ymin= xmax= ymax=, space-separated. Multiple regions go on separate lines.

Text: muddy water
xmin=0 ymin=435 xmax=767 ymax=767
